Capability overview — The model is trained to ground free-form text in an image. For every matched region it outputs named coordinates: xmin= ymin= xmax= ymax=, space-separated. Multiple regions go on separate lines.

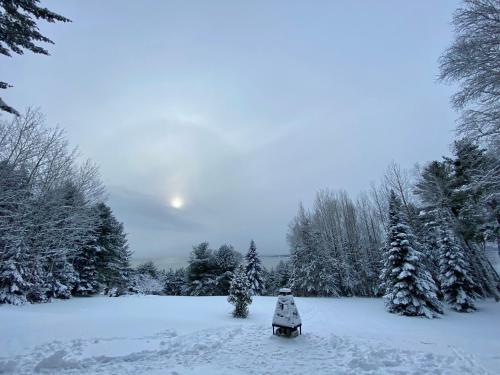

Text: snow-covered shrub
xmin=131 ymin=273 xmax=164 ymax=295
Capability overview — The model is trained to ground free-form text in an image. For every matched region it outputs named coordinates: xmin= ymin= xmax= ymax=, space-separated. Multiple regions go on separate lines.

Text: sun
xmin=170 ymin=196 xmax=184 ymax=209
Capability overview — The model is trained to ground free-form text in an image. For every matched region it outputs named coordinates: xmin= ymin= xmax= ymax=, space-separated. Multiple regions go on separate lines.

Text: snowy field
xmin=0 ymin=296 xmax=499 ymax=375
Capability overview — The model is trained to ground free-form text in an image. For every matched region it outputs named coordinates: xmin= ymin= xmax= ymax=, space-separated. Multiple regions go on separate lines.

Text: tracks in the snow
xmin=0 ymin=324 xmax=492 ymax=375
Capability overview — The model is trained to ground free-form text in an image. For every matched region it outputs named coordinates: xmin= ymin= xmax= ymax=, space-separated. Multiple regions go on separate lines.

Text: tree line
xmin=0 ymin=110 xmax=132 ymax=305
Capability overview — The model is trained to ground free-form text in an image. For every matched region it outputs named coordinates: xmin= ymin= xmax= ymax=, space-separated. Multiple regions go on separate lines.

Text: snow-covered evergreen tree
xmin=163 ymin=268 xmax=186 ymax=296
xmin=186 ymin=242 xmax=217 ymax=296
xmin=380 ymin=191 xmax=443 ymax=318
xmin=227 ymin=265 xmax=252 ymax=318
xmin=0 ymin=161 xmax=31 ymax=305
xmin=0 ymin=110 xmax=130 ymax=304
xmin=275 ymin=260 xmax=292 ymax=290
xmin=213 ymin=244 xmax=241 ymax=295
xmin=94 ymin=203 xmax=131 ymax=293
xmin=245 ymin=240 xmax=265 ymax=295
xmin=438 ymin=224 xmax=478 ymax=312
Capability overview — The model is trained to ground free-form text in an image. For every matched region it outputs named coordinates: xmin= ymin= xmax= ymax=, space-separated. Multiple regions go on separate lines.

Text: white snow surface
xmin=0 ymin=296 xmax=499 ymax=374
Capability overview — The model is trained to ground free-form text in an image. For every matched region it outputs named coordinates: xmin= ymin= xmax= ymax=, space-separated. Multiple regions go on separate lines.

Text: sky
xmin=1 ymin=0 xmax=461 ymax=261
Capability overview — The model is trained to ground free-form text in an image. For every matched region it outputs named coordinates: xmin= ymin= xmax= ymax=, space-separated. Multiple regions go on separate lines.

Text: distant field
xmin=131 ymin=254 xmax=290 ymax=270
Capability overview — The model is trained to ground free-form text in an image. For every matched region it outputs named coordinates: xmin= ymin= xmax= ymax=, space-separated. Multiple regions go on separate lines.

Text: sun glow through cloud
xmin=170 ymin=196 xmax=184 ymax=209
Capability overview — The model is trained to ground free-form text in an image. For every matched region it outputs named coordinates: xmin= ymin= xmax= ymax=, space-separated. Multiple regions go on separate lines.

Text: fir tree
xmin=245 ymin=240 xmax=265 ymax=295
xmin=380 ymin=191 xmax=443 ymax=318
xmin=227 ymin=265 xmax=252 ymax=318
xmin=438 ymin=224 xmax=478 ymax=312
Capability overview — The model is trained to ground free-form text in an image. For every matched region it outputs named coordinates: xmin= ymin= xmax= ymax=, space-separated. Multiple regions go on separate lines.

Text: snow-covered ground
xmin=0 ymin=296 xmax=499 ymax=374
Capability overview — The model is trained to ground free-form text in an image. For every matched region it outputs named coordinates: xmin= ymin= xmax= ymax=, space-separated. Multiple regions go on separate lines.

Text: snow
xmin=0 ymin=296 xmax=499 ymax=374
xmin=272 ymin=294 xmax=301 ymax=328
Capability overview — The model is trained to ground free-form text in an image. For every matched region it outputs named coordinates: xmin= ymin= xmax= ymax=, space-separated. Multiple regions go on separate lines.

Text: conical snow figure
xmin=272 ymin=288 xmax=302 ymax=337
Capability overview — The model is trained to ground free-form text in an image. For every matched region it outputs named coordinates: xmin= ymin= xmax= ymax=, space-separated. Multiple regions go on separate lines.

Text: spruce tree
xmin=227 ymin=265 xmax=252 ymax=318
xmin=245 ymin=240 xmax=265 ymax=295
xmin=438 ymin=225 xmax=478 ymax=312
xmin=380 ymin=191 xmax=443 ymax=318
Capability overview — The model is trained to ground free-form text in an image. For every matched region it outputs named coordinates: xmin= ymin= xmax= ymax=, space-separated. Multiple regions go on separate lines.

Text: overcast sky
xmin=2 ymin=0 xmax=460 ymax=259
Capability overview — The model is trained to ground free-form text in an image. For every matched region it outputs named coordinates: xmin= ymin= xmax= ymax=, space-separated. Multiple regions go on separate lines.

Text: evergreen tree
xmin=212 ymin=244 xmax=241 ymax=295
xmin=73 ymin=243 xmax=99 ymax=296
xmin=262 ymin=267 xmax=275 ymax=295
xmin=136 ymin=261 xmax=159 ymax=279
xmin=94 ymin=203 xmax=131 ymax=292
xmin=416 ymin=142 xmax=500 ymax=299
xmin=1 ymin=0 xmax=70 ymax=114
xmin=227 ymin=265 xmax=252 ymax=318
xmin=0 ymin=161 xmax=31 ymax=304
xmin=245 ymin=240 xmax=265 ymax=295
xmin=60 ymin=183 xmax=99 ymax=296
xmin=186 ymin=242 xmax=216 ymax=295
xmin=380 ymin=191 xmax=443 ymax=318
xmin=163 ymin=268 xmax=186 ymax=296
xmin=438 ymin=224 xmax=478 ymax=312
xmin=275 ymin=260 xmax=292 ymax=290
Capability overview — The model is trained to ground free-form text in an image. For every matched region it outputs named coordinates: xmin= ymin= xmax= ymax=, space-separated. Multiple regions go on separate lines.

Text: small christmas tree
xmin=380 ymin=191 xmax=443 ymax=318
xmin=245 ymin=240 xmax=265 ymax=295
xmin=438 ymin=225 xmax=478 ymax=312
xmin=228 ymin=265 xmax=252 ymax=318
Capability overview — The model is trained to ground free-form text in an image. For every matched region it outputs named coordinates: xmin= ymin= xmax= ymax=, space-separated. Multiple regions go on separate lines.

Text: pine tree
xmin=213 ymin=244 xmax=241 ymax=295
xmin=380 ymin=191 xmax=443 ymax=318
xmin=227 ymin=265 xmax=252 ymax=318
xmin=0 ymin=162 xmax=32 ymax=304
xmin=1 ymin=1 xmax=70 ymax=114
xmin=94 ymin=203 xmax=131 ymax=292
xmin=438 ymin=224 xmax=478 ymax=312
xmin=245 ymin=240 xmax=265 ymax=295
xmin=186 ymin=242 xmax=217 ymax=296
xmin=73 ymin=243 xmax=99 ymax=296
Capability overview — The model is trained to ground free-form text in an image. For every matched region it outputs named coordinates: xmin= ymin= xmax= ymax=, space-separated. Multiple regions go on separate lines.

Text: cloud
xmin=109 ymin=186 xmax=203 ymax=232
